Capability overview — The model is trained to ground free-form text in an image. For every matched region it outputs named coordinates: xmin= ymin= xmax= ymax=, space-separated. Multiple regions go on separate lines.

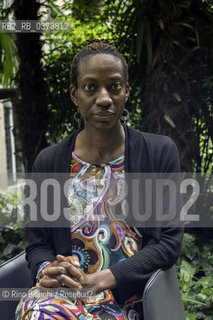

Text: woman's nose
xmin=96 ymin=87 xmax=113 ymax=106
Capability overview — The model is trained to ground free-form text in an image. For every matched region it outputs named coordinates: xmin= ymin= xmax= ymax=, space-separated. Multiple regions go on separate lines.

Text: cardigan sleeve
xmin=25 ymin=132 xmax=77 ymax=284
xmin=109 ymin=136 xmax=184 ymax=305
xmin=26 ymin=227 xmax=57 ymax=285
xmin=109 ymin=226 xmax=183 ymax=304
xmin=25 ymin=152 xmax=57 ymax=285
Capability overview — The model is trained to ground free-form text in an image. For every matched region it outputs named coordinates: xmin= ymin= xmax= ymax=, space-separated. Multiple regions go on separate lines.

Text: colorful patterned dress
xmin=15 ymin=153 xmax=143 ymax=320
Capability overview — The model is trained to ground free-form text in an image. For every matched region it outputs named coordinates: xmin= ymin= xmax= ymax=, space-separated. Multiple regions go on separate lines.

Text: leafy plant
xmin=0 ymin=1 xmax=19 ymax=87
xmin=177 ymin=233 xmax=213 ymax=319
xmin=0 ymin=33 xmax=19 ymax=87
xmin=0 ymin=192 xmax=27 ymax=264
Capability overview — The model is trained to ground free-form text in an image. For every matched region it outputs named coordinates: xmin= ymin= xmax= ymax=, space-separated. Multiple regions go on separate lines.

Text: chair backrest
xmin=0 ymin=251 xmax=32 ymax=319
xmin=143 ymin=266 xmax=185 ymax=320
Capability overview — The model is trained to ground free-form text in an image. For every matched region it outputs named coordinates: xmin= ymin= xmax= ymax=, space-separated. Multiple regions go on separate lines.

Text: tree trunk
xmin=143 ymin=0 xmax=206 ymax=171
xmin=13 ymin=0 xmax=48 ymax=171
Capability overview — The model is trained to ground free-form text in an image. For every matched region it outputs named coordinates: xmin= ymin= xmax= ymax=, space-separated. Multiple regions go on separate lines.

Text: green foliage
xmin=0 ymin=33 xmax=19 ymax=87
xmin=0 ymin=192 xmax=27 ymax=265
xmin=0 ymin=1 xmax=19 ymax=87
xmin=177 ymin=233 xmax=213 ymax=319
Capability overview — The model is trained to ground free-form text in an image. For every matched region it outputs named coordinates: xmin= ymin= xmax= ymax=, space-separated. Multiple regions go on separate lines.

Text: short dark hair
xmin=70 ymin=39 xmax=129 ymax=87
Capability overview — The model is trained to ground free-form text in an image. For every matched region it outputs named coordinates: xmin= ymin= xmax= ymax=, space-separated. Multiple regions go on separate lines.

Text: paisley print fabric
xmin=15 ymin=153 xmax=143 ymax=320
xmin=69 ymin=153 xmax=142 ymax=274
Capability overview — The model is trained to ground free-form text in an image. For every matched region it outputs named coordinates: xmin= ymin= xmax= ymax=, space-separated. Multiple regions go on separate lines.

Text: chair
xmin=0 ymin=251 xmax=185 ymax=320
xmin=143 ymin=266 xmax=185 ymax=320
xmin=0 ymin=251 xmax=32 ymax=319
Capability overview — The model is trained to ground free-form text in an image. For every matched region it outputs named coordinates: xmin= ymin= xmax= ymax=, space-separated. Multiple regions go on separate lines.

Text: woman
xmin=16 ymin=40 xmax=183 ymax=320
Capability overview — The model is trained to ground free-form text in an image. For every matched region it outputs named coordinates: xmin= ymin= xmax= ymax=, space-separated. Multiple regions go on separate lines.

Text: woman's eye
xmin=84 ymin=84 xmax=95 ymax=92
xmin=112 ymin=83 xmax=122 ymax=91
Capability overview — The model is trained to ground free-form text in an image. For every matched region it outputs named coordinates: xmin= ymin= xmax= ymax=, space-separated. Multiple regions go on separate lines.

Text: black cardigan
xmin=26 ymin=125 xmax=183 ymax=304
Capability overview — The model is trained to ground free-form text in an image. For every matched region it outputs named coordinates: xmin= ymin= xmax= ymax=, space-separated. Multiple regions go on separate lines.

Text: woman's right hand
xmin=38 ymin=255 xmax=82 ymax=289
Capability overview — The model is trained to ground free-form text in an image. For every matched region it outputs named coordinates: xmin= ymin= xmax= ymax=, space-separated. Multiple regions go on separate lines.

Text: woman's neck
xmin=74 ymin=124 xmax=125 ymax=164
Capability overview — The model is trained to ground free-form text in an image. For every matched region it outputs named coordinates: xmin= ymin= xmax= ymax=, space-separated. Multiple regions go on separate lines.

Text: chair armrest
xmin=0 ymin=251 xmax=32 ymax=319
xmin=143 ymin=265 xmax=185 ymax=320
xmin=0 ymin=250 xmax=32 ymax=288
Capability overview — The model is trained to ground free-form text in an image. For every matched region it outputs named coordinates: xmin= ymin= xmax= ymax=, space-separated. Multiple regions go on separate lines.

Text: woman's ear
xmin=125 ymin=82 xmax=130 ymax=102
xmin=70 ymin=84 xmax=78 ymax=106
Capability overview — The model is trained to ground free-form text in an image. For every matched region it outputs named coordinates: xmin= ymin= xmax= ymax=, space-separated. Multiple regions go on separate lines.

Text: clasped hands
xmin=38 ymin=254 xmax=117 ymax=294
xmin=38 ymin=254 xmax=90 ymax=290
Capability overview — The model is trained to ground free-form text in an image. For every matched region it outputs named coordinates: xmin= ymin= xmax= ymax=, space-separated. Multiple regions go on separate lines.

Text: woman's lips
xmin=93 ymin=112 xmax=115 ymax=119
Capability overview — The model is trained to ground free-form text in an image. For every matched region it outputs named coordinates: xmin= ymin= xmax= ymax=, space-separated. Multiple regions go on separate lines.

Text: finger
xmin=57 ymin=274 xmax=82 ymax=289
xmin=57 ymin=254 xmax=80 ymax=268
xmin=56 ymin=254 xmax=67 ymax=262
xmin=51 ymin=259 xmax=83 ymax=282
xmin=68 ymin=255 xmax=80 ymax=268
xmin=52 ymin=260 xmax=72 ymax=269
xmin=42 ymin=266 xmax=67 ymax=277
xmin=39 ymin=276 xmax=61 ymax=288
xmin=66 ymin=264 xmax=84 ymax=282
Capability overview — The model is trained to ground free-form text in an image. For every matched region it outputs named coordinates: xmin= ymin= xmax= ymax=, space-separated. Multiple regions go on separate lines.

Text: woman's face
xmin=70 ymin=53 xmax=129 ymax=130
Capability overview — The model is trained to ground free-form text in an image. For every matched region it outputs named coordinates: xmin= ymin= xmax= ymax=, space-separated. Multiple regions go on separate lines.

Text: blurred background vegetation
xmin=0 ymin=0 xmax=212 ymax=319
